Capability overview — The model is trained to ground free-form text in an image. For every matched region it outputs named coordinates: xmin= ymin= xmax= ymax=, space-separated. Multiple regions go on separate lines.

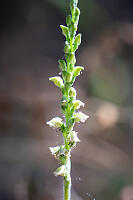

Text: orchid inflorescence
xmin=47 ymin=0 xmax=88 ymax=199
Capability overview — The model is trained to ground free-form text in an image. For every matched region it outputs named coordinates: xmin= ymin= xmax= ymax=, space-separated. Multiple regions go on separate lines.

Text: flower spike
xmin=47 ymin=0 xmax=88 ymax=199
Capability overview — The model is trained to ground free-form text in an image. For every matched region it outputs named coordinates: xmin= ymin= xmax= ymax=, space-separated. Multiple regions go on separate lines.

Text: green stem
xmin=64 ymin=157 xmax=71 ymax=200
xmin=64 ymin=179 xmax=71 ymax=200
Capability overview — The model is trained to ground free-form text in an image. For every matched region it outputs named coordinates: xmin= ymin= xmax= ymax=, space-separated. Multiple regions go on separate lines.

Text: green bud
xmin=73 ymin=43 xmax=78 ymax=52
xmin=59 ymin=154 xmax=67 ymax=165
xmin=58 ymin=60 xmax=66 ymax=71
xmin=69 ymin=87 xmax=76 ymax=99
xmin=70 ymin=24 xmax=77 ymax=38
xmin=73 ymin=100 xmax=84 ymax=109
xmin=69 ymin=53 xmax=76 ymax=65
xmin=74 ymin=0 xmax=78 ymax=5
xmin=62 ymin=71 xmax=67 ymax=81
xmin=60 ymin=25 xmax=69 ymax=38
xmin=74 ymin=7 xmax=80 ymax=23
xmin=64 ymin=42 xmax=71 ymax=54
xmin=61 ymin=123 xmax=66 ymax=133
xmin=70 ymin=1 xmax=74 ymax=12
xmin=74 ymin=34 xmax=82 ymax=46
xmin=61 ymin=96 xmax=67 ymax=107
xmin=49 ymin=76 xmax=64 ymax=88
xmin=67 ymin=118 xmax=75 ymax=131
xmin=70 ymin=0 xmax=78 ymax=8
xmin=66 ymin=72 xmax=73 ymax=83
xmin=61 ymin=101 xmax=67 ymax=108
xmin=66 ymin=15 xmax=72 ymax=26
xmin=73 ymin=66 xmax=84 ymax=77
xmin=61 ymin=96 xmax=67 ymax=113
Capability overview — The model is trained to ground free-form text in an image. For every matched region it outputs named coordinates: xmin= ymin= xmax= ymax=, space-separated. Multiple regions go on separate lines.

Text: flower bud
xmin=54 ymin=165 xmax=66 ymax=177
xmin=61 ymin=102 xmax=67 ymax=113
xmin=69 ymin=87 xmax=76 ymax=99
xmin=67 ymin=119 xmax=75 ymax=131
xmin=70 ymin=24 xmax=77 ymax=38
xmin=74 ymin=0 xmax=78 ymax=5
xmin=73 ymin=100 xmax=84 ymax=109
xmin=66 ymin=15 xmax=72 ymax=26
xmin=73 ymin=43 xmax=78 ymax=52
xmin=49 ymin=76 xmax=64 ymax=88
xmin=74 ymin=7 xmax=80 ymax=23
xmin=47 ymin=117 xmax=63 ymax=128
xmin=59 ymin=154 xmax=67 ymax=165
xmin=70 ymin=0 xmax=78 ymax=8
xmin=61 ymin=100 xmax=67 ymax=107
xmin=60 ymin=25 xmax=69 ymax=38
xmin=74 ymin=34 xmax=81 ymax=46
xmin=74 ymin=112 xmax=89 ymax=123
xmin=69 ymin=53 xmax=76 ymax=65
xmin=61 ymin=96 xmax=67 ymax=106
xmin=64 ymin=42 xmax=71 ymax=54
xmin=58 ymin=60 xmax=66 ymax=71
xmin=62 ymin=71 xmax=67 ymax=81
xmin=73 ymin=66 xmax=84 ymax=77
xmin=66 ymin=72 xmax=73 ymax=83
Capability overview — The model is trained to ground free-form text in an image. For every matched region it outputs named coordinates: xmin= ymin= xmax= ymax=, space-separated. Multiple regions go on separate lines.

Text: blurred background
xmin=0 ymin=0 xmax=133 ymax=199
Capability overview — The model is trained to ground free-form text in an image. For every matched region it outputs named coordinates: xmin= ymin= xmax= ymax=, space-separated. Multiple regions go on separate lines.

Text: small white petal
xmin=46 ymin=117 xmax=63 ymax=128
xmin=54 ymin=165 xmax=66 ymax=177
xmin=49 ymin=146 xmax=60 ymax=155
xmin=74 ymin=112 xmax=89 ymax=123
xmin=68 ymin=131 xmax=80 ymax=143
xmin=73 ymin=100 xmax=84 ymax=109
xmin=73 ymin=132 xmax=80 ymax=142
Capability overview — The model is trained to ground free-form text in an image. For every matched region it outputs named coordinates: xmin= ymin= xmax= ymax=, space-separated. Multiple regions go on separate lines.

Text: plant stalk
xmin=47 ymin=0 xmax=88 ymax=200
xmin=64 ymin=157 xmax=71 ymax=200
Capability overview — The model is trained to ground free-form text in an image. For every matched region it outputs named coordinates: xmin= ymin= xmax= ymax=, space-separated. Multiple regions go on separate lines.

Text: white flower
xmin=49 ymin=76 xmax=64 ymax=88
xmin=74 ymin=112 xmax=89 ymax=123
xmin=47 ymin=117 xmax=63 ymax=128
xmin=54 ymin=165 xmax=66 ymax=177
xmin=73 ymin=100 xmax=84 ymax=109
xmin=49 ymin=146 xmax=60 ymax=156
xmin=68 ymin=131 xmax=80 ymax=143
